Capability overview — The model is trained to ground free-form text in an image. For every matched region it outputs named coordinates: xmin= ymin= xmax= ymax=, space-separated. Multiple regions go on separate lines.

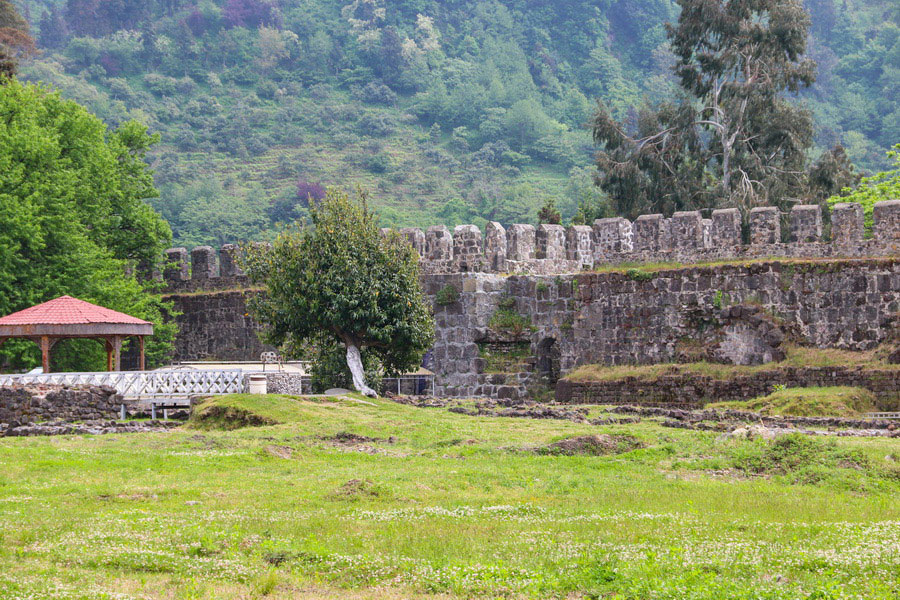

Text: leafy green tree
xmin=828 ymin=144 xmax=900 ymax=230
xmin=593 ymin=0 xmax=826 ymax=216
xmin=0 ymin=80 xmax=175 ymax=371
xmin=242 ymin=189 xmax=434 ymax=397
xmin=537 ymin=198 xmax=561 ymax=225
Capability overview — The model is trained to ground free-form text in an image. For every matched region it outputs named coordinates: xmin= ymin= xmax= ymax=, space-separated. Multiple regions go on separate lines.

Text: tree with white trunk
xmin=241 ymin=189 xmax=434 ymax=397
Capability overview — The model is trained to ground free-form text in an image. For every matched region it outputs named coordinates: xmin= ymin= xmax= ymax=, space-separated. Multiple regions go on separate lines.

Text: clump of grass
xmin=709 ymin=386 xmax=877 ymax=417
xmin=188 ymin=399 xmax=280 ymax=430
xmin=564 ymin=344 xmax=899 ymax=383
xmin=729 ymin=434 xmax=875 ymax=487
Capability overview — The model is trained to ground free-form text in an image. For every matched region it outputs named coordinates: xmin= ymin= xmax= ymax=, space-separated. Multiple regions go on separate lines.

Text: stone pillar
xmin=219 ymin=244 xmax=244 ymax=277
xmin=163 ymin=247 xmax=189 ymax=283
xmin=485 ymin=221 xmax=507 ymax=272
xmin=400 ymin=227 xmax=426 ymax=256
xmin=425 ymin=226 xmax=453 ymax=260
xmin=191 ymin=246 xmax=218 ymax=280
xmin=536 ymin=224 xmax=566 ymax=261
xmin=380 ymin=227 xmax=393 ymax=238
xmin=507 ymin=224 xmax=536 ymax=261
xmin=711 ymin=208 xmax=742 ymax=247
xmin=831 ymin=202 xmax=864 ymax=247
xmin=593 ymin=218 xmax=633 ymax=260
xmin=671 ymin=211 xmax=703 ymax=251
xmin=873 ymin=199 xmax=900 ymax=242
xmin=633 ymin=214 xmax=665 ymax=253
xmin=790 ymin=204 xmax=823 ymax=243
xmin=566 ymin=225 xmax=594 ymax=270
xmin=701 ymin=218 xmax=712 ymax=249
xmin=453 ymin=225 xmax=484 ymax=272
xmin=749 ymin=207 xmax=780 ymax=245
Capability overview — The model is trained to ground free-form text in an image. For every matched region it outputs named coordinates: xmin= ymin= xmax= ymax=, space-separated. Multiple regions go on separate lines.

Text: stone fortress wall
xmin=160 ymin=201 xmax=900 ymax=291
xmin=157 ymin=200 xmax=900 ymax=399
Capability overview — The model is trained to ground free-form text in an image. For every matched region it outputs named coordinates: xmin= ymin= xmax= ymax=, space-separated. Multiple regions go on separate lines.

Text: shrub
xmin=435 ymin=284 xmax=460 ymax=305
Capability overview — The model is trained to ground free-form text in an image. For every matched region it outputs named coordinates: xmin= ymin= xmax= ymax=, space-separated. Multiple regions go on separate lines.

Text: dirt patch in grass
xmin=329 ymin=478 xmax=388 ymax=500
xmin=537 ymin=434 xmax=644 ymax=456
xmin=264 ymin=445 xmax=294 ymax=459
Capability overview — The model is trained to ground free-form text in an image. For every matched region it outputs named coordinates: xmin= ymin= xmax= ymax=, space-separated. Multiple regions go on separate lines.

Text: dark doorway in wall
xmin=535 ymin=337 xmax=560 ymax=383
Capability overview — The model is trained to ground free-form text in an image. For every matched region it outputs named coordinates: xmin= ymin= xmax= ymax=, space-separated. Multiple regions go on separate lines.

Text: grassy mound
xmin=709 ymin=386 xmax=876 ymax=417
xmin=188 ymin=392 xmax=382 ymax=430
xmin=538 ymin=434 xmax=644 ymax=456
xmin=564 ymin=345 xmax=898 ymax=383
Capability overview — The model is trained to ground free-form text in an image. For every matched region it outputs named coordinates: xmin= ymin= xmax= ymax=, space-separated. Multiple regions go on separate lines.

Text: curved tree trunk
xmin=345 ymin=342 xmax=377 ymax=397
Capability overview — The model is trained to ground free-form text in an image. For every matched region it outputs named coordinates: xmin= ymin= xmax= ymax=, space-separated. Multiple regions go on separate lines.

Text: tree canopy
xmin=592 ymin=0 xmax=856 ymax=218
xmin=0 ymin=79 xmax=175 ymax=371
xmin=243 ymin=189 xmax=434 ymax=396
xmin=828 ymin=144 xmax=900 ymax=230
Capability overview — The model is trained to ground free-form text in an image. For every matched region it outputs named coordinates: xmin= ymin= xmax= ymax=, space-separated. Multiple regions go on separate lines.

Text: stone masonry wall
xmin=160 ymin=259 xmax=900 ymax=397
xmin=157 ymin=201 xmax=900 ymax=293
xmin=0 ymin=385 xmax=124 ymax=427
xmin=556 ymin=368 xmax=900 ymax=410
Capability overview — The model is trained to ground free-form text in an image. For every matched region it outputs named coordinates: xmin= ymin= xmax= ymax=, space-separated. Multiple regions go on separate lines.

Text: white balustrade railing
xmin=0 ymin=369 xmax=245 ymax=400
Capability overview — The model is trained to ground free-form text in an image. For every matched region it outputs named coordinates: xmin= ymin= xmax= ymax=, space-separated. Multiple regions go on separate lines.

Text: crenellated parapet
xmin=159 ymin=200 xmax=900 ymax=291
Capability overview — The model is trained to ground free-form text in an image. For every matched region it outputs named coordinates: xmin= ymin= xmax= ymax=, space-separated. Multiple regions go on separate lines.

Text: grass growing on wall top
xmin=708 ymin=386 xmax=878 ymax=417
xmin=564 ymin=344 xmax=900 ymax=382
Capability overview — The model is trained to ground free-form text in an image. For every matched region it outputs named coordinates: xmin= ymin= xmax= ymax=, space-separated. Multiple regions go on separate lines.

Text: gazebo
xmin=0 ymin=296 xmax=154 ymax=373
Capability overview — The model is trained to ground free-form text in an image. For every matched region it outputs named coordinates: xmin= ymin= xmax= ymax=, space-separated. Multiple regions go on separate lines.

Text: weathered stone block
xmin=536 ymin=224 xmax=566 ymax=261
xmin=873 ymin=199 xmax=900 ymax=242
xmin=701 ymin=218 xmax=712 ymax=248
xmin=163 ymin=247 xmax=189 ymax=282
xmin=831 ymin=202 xmax=864 ymax=247
xmin=593 ymin=218 xmax=633 ymax=258
xmin=633 ymin=214 xmax=665 ymax=252
xmin=711 ymin=208 xmax=742 ymax=247
xmin=485 ymin=221 xmax=507 ymax=272
xmin=671 ymin=211 xmax=703 ymax=250
xmin=219 ymin=244 xmax=243 ymax=277
xmin=400 ymin=227 xmax=426 ymax=256
xmin=566 ymin=225 xmax=594 ymax=269
xmin=425 ymin=226 xmax=453 ymax=260
xmin=453 ymin=225 xmax=484 ymax=272
xmin=749 ymin=207 xmax=780 ymax=245
xmin=191 ymin=246 xmax=218 ymax=280
xmin=790 ymin=204 xmax=822 ymax=243
xmin=507 ymin=224 xmax=536 ymax=261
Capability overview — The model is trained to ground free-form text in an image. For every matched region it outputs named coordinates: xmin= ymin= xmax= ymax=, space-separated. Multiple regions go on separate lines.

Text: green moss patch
xmin=709 ymin=386 xmax=877 ymax=417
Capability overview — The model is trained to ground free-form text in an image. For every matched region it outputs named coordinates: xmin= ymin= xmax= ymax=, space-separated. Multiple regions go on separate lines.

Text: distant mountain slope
xmin=15 ymin=0 xmax=899 ymax=246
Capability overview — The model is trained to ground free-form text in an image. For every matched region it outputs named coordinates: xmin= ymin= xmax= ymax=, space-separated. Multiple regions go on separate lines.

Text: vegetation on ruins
xmin=0 ymin=79 xmax=175 ymax=372
xmin=709 ymin=386 xmax=877 ymax=417
xmin=1 ymin=392 xmax=897 ymax=597
xmin=828 ymin=144 xmax=900 ymax=229
xmin=8 ymin=0 xmax=897 ymax=243
xmin=241 ymin=189 xmax=434 ymax=396
xmin=591 ymin=0 xmax=865 ymax=218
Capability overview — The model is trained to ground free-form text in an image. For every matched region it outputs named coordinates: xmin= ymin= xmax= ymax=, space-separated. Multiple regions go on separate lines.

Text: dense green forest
xmin=13 ymin=0 xmax=899 ymax=246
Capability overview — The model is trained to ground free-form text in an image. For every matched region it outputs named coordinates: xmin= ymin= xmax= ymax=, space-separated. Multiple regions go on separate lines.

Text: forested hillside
xmin=14 ymin=0 xmax=899 ymax=246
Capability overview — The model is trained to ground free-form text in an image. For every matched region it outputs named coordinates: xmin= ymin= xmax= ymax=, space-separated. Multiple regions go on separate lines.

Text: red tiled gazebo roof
xmin=0 ymin=296 xmax=153 ymax=372
xmin=0 ymin=296 xmax=151 ymax=327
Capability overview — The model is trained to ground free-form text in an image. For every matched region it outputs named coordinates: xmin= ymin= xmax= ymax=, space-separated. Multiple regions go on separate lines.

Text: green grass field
xmin=0 ymin=394 xmax=898 ymax=599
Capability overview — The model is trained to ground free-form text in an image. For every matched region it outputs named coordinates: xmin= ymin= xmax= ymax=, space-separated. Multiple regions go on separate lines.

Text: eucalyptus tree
xmin=592 ymin=0 xmax=835 ymax=217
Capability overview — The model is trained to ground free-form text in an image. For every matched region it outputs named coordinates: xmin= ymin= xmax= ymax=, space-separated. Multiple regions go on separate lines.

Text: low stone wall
xmin=263 ymin=373 xmax=308 ymax=395
xmin=0 ymin=384 xmax=125 ymax=427
xmin=556 ymin=367 xmax=900 ymax=410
